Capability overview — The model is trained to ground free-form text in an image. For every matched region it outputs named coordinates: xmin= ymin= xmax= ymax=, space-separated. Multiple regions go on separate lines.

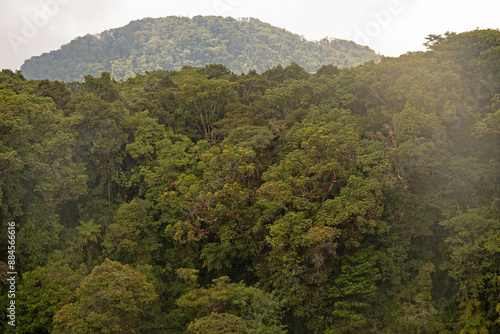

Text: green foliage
xmin=177 ymin=276 xmax=286 ymax=333
xmin=35 ymin=79 xmax=71 ymax=109
xmin=20 ymin=16 xmax=380 ymax=81
xmin=396 ymin=262 xmax=439 ymax=333
xmin=327 ymin=249 xmax=381 ymax=332
xmin=52 ymin=259 xmax=158 ymax=334
xmin=103 ymin=199 xmax=161 ymax=264
xmin=16 ymin=260 xmax=84 ymax=334
xmin=76 ymin=219 xmax=101 ymax=262
xmin=82 ymin=72 xmax=120 ymax=102
xmin=175 ymin=75 xmax=238 ymax=144
xmin=187 ymin=312 xmax=242 ymax=333
xmin=165 ymin=142 xmax=258 ymax=245
xmin=0 ymin=84 xmax=88 ymax=270
xmin=1 ymin=28 xmax=499 ymax=334
xmin=440 ymin=209 xmax=500 ymax=332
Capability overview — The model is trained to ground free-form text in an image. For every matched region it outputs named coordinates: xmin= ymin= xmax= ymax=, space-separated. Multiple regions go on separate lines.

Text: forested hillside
xmin=1 ymin=29 xmax=499 ymax=333
xmin=20 ymin=16 xmax=380 ymax=82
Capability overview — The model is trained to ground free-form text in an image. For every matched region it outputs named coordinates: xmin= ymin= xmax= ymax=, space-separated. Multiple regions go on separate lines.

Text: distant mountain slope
xmin=20 ymin=16 xmax=381 ymax=81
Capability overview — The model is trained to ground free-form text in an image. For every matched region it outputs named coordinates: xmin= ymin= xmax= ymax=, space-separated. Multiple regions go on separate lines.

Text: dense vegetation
xmin=20 ymin=16 xmax=380 ymax=82
xmin=1 ymin=29 xmax=499 ymax=333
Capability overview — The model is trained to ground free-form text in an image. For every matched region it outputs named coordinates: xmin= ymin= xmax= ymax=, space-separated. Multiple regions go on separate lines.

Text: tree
xmin=440 ymin=209 xmax=500 ymax=333
xmin=82 ymin=72 xmax=119 ymax=102
xmin=256 ymin=111 xmax=390 ymax=331
xmin=264 ymin=76 xmax=335 ymax=124
xmin=166 ymin=142 xmax=257 ymax=244
xmin=103 ymin=199 xmax=161 ymax=265
xmin=177 ymin=275 xmax=285 ymax=333
xmin=396 ymin=262 xmax=438 ymax=333
xmin=203 ymin=63 xmax=233 ymax=79
xmin=316 ymin=64 xmax=340 ymax=77
xmin=0 ymin=85 xmax=88 ymax=270
xmin=475 ymin=108 xmax=500 ymax=136
xmin=53 ymin=259 xmax=158 ymax=334
xmin=176 ymin=76 xmax=238 ymax=145
xmin=187 ymin=312 xmax=241 ymax=334
xmin=76 ymin=219 xmax=101 ymax=262
xmin=64 ymin=90 xmax=126 ymax=202
xmin=16 ymin=260 xmax=84 ymax=334
xmin=327 ymin=249 xmax=382 ymax=333
xmin=34 ymin=79 xmax=71 ymax=109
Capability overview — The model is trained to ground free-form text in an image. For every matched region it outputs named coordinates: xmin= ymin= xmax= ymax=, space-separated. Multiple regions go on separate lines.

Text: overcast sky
xmin=1 ymin=0 xmax=499 ymax=71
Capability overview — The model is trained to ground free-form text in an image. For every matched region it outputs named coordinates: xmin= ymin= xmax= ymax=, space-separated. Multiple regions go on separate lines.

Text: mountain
xmin=20 ymin=16 xmax=381 ymax=81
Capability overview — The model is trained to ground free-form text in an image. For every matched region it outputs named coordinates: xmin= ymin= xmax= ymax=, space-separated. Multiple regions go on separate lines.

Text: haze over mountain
xmin=20 ymin=15 xmax=380 ymax=82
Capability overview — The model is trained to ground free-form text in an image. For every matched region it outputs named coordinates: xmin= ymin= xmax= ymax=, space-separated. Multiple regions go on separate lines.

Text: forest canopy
xmin=1 ymin=28 xmax=499 ymax=333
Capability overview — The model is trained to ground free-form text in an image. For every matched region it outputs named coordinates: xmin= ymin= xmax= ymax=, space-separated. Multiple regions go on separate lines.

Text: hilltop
xmin=20 ymin=16 xmax=380 ymax=81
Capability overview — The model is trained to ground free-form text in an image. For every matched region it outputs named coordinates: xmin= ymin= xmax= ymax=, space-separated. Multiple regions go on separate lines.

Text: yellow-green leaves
xmin=177 ymin=275 xmax=285 ymax=334
xmin=53 ymin=259 xmax=157 ymax=334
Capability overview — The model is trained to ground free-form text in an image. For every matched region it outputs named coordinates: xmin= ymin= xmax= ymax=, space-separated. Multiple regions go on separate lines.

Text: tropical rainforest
xmin=0 ymin=28 xmax=499 ymax=333
xmin=19 ymin=16 xmax=380 ymax=82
